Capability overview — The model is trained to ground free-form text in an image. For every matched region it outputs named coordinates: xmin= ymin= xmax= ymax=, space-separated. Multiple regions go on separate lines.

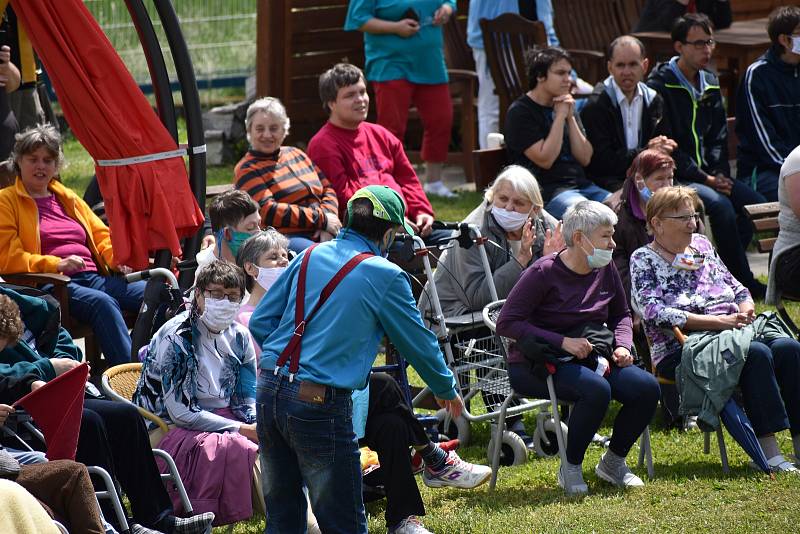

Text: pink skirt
xmin=156 ymin=409 xmax=258 ymax=526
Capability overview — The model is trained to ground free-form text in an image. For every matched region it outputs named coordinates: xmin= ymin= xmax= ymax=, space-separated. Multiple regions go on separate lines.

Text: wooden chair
xmin=0 ymin=273 xmax=135 ymax=374
xmin=479 ymin=14 xmax=548 ymax=131
xmin=471 ymin=146 xmax=510 ymax=192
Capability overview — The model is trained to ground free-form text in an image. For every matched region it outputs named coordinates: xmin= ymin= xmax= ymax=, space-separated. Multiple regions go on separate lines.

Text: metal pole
xmin=151 ymin=0 xmax=207 ymax=290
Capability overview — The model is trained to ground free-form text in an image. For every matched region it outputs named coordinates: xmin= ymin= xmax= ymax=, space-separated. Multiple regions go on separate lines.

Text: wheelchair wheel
xmin=435 ymin=409 xmax=471 ymax=446
xmin=532 ymin=417 xmax=568 ymax=458
xmin=487 ymin=430 xmax=528 ymax=467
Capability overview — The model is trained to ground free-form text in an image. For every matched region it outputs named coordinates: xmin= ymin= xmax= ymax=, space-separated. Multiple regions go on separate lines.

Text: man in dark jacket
xmin=633 ymin=0 xmax=731 ymax=33
xmin=647 ymin=13 xmax=767 ymax=297
xmin=581 ymin=35 xmax=675 ymax=192
xmin=735 ymin=6 xmax=800 ymax=201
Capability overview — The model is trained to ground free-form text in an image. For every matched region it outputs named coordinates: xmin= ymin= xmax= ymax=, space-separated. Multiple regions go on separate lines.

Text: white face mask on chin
xmin=491 ymin=206 xmax=529 ymax=232
xmin=200 ymin=297 xmax=241 ymax=333
xmin=792 ymin=36 xmax=800 ymax=55
xmin=256 ymin=266 xmax=286 ymax=291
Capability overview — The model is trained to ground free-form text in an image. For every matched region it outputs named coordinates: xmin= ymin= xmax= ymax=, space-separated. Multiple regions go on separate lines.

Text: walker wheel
xmin=435 ymin=409 xmax=471 ymax=447
xmin=487 ymin=430 xmax=528 ymax=466
xmin=532 ymin=418 xmax=568 ymax=458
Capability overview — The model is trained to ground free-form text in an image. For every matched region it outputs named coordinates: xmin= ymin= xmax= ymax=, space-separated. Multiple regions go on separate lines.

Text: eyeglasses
xmin=202 ymin=289 xmax=243 ymax=303
xmin=683 ymin=38 xmax=716 ymax=49
xmin=661 ymin=213 xmax=700 ymax=222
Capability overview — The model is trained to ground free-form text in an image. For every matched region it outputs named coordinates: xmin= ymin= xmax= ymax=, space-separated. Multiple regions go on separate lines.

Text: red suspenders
xmin=275 ymin=243 xmax=374 ymax=381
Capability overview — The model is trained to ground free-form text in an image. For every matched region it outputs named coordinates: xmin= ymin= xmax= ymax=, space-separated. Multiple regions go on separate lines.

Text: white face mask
xmin=581 ymin=236 xmax=614 ymax=269
xmin=792 ymin=36 xmax=800 ymax=55
xmin=200 ymin=297 xmax=241 ymax=333
xmin=256 ymin=266 xmax=286 ymax=291
xmin=491 ymin=206 xmax=529 ymax=232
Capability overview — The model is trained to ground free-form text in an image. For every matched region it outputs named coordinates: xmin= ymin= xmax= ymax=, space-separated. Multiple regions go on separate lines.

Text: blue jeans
xmin=508 ymin=361 xmax=660 ymax=464
xmin=545 ymin=184 xmax=612 ymax=220
xmin=64 ymin=272 xmax=145 ymax=365
xmin=687 ymin=181 xmax=765 ymax=287
xmin=287 ymin=234 xmax=315 ymax=255
xmin=257 ymin=372 xmax=365 ymax=534
xmin=754 ymin=169 xmax=779 ymax=202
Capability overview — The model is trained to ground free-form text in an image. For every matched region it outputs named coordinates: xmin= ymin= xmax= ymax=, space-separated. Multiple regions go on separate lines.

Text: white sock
xmin=758 ymin=435 xmax=780 ymax=459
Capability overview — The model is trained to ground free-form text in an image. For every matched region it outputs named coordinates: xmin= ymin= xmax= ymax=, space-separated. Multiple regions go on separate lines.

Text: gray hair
xmin=562 ymin=200 xmax=618 ymax=246
xmin=245 ymin=97 xmax=291 ymax=140
xmin=484 ymin=165 xmax=544 ymax=208
xmin=8 ymin=123 xmax=64 ymax=173
xmin=236 ymin=228 xmax=289 ymax=291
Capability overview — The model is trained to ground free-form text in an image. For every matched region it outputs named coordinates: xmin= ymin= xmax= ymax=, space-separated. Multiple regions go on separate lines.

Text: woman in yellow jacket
xmin=0 ymin=124 xmax=145 ymax=364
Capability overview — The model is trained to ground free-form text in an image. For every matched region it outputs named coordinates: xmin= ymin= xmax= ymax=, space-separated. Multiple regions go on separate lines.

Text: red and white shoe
xmin=411 ymin=439 xmax=459 ymax=475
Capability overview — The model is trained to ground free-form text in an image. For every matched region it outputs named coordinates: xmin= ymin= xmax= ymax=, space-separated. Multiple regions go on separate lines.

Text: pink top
xmin=236 ymin=303 xmax=260 ymax=358
xmin=35 ymin=195 xmax=96 ymax=272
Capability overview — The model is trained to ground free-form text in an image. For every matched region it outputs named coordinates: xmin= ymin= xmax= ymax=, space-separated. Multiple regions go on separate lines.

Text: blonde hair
xmin=484 ymin=165 xmax=544 ymax=208
xmin=645 ymin=186 xmax=701 ymax=232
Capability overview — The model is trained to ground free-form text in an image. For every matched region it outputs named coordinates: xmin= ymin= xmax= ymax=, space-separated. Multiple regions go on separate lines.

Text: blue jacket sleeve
xmin=377 ymin=272 xmax=457 ymax=400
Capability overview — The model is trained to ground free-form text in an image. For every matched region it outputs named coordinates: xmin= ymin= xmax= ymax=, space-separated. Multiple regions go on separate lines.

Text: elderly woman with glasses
xmin=134 ymin=260 xmax=259 ymax=526
xmin=234 ymin=97 xmax=341 ymax=254
xmin=496 ymin=200 xmax=660 ymax=495
xmin=630 ymin=186 xmax=800 ymax=473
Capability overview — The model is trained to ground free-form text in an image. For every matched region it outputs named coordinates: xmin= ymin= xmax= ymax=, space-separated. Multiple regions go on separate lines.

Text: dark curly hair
xmin=0 ymin=295 xmax=24 ymax=346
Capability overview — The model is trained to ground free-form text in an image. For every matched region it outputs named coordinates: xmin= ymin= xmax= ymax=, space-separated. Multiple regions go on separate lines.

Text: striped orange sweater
xmin=234 ymin=147 xmax=339 ymax=234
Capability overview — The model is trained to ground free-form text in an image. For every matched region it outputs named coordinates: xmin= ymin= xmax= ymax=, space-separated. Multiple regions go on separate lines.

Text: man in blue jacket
xmin=251 ymin=185 xmax=474 ymax=534
xmin=647 ymin=13 xmax=767 ymax=297
xmin=735 ymin=6 xmax=800 ymax=201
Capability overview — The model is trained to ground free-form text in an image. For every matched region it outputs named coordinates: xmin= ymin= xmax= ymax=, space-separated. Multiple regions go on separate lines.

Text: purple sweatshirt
xmin=496 ymin=252 xmax=633 ymax=364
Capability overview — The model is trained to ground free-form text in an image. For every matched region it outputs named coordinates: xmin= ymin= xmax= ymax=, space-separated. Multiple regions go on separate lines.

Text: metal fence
xmin=84 ymin=0 xmax=256 ymax=90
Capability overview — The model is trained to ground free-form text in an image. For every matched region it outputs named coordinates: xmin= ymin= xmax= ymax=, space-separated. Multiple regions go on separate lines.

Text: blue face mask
xmin=638 ymin=182 xmax=653 ymax=202
xmin=581 ymin=236 xmax=613 ymax=269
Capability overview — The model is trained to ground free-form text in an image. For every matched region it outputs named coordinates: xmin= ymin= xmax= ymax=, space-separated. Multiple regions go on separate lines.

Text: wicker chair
xmin=101 ymin=363 xmax=194 ymax=513
xmin=102 ymin=363 xmax=266 ymax=517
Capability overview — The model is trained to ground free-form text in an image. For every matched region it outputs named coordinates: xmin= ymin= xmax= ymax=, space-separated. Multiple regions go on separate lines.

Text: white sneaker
xmin=557 ymin=461 xmax=588 ymax=495
xmin=767 ymin=454 xmax=799 ymax=474
xmin=595 ymin=452 xmax=645 ymax=488
xmin=423 ymin=181 xmax=456 ymax=198
xmin=422 ymin=450 xmax=491 ymax=489
xmin=388 ymin=516 xmax=433 ymax=534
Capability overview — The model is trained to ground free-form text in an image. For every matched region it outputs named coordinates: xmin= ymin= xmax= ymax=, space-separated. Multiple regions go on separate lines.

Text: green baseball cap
xmin=346 ymin=185 xmax=415 ymax=236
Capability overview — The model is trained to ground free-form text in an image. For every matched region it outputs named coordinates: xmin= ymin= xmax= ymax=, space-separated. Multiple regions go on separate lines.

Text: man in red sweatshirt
xmin=307 ymin=63 xmax=436 ymax=238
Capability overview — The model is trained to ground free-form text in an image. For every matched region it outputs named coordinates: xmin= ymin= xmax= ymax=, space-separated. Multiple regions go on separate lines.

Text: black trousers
xmin=77 ymin=398 xmax=174 ymax=531
xmin=360 ymin=373 xmax=429 ymax=526
xmin=776 ymin=244 xmax=800 ymax=298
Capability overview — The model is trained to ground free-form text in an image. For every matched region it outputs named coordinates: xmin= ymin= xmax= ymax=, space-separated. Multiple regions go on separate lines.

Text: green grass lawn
xmin=58 ymin=134 xmax=800 ymax=533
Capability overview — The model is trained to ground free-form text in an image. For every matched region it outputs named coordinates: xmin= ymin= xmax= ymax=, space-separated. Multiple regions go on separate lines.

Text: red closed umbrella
xmin=13 ymin=362 xmax=88 ymax=461
xmin=9 ymin=0 xmax=204 ymax=269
